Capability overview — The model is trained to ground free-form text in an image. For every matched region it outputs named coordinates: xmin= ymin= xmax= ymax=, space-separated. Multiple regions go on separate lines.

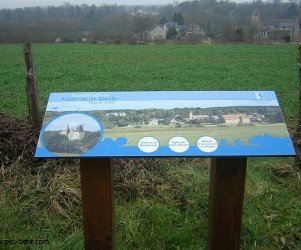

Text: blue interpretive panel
xmin=35 ymin=91 xmax=295 ymax=158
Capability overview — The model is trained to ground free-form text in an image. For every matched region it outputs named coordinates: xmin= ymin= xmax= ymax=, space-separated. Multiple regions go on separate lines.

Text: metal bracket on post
xmin=80 ymin=158 xmax=114 ymax=250
xmin=208 ymin=157 xmax=247 ymax=250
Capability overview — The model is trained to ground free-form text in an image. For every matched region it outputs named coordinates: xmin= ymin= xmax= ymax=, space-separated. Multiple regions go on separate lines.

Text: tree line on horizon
xmin=0 ymin=0 xmax=299 ymax=43
xmin=90 ymin=105 xmax=284 ymax=128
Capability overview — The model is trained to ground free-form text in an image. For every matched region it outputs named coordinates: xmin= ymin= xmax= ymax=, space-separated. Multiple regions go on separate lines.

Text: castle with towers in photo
xmin=59 ymin=124 xmax=85 ymax=141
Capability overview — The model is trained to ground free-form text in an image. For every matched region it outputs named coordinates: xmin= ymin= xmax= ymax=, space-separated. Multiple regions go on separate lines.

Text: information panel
xmin=35 ymin=91 xmax=295 ymax=158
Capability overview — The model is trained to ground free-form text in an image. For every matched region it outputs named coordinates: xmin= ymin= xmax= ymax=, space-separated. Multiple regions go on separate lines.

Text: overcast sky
xmin=0 ymin=0 xmax=250 ymax=9
xmin=45 ymin=113 xmax=101 ymax=132
xmin=1 ymin=0 xmax=173 ymax=9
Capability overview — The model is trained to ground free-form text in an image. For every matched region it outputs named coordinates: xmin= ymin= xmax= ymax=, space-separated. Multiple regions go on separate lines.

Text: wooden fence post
xmin=294 ymin=45 xmax=301 ymax=164
xmin=80 ymin=158 xmax=114 ymax=250
xmin=23 ymin=42 xmax=42 ymax=127
xmin=208 ymin=157 xmax=247 ymax=250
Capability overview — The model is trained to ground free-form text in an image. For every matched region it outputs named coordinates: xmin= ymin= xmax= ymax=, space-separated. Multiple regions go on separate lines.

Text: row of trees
xmin=1 ymin=0 xmax=299 ymax=43
xmin=91 ymin=106 xmax=284 ymax=128
xmin=43 ymin=130 xmax=100 ymax=154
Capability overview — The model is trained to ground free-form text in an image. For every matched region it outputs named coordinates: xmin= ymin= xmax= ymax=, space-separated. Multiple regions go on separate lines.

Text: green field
xmin=0 ymin=43 xmax=299 ymax=128
xmin=104 ymin=123 xmax=289 ymax=146
xmin=1 ymin=44 xmax=301 ymax=249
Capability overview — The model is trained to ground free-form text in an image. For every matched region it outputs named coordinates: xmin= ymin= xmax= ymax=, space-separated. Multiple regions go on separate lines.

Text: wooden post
xmin=208 ymin=157 xmax=247 ymax=250
xmin=294 ymin=45 xmax=301 ymax=163
xmin=80 ymin=158 xmax=114 ymax=250
xmin=23 ymin=42 xmax=42 ymax=127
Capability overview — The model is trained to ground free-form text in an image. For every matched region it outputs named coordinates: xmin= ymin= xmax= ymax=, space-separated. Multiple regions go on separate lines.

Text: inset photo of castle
xmin=42 ymin=113 xmax=102 ymax=156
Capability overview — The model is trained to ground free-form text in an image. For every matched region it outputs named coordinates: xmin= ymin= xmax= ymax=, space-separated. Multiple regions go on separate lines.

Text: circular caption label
xmin=138 ymin=137 xmax=159 ymax=153
xmin=197 ymin=136 xmax=218 ymax=153
xmin=168 ymin=136 xmax=190 ymax=153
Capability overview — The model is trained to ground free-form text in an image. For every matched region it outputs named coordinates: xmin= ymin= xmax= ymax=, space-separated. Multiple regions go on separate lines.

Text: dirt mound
xmin=0 ymin=113 xmax=40 ymax=166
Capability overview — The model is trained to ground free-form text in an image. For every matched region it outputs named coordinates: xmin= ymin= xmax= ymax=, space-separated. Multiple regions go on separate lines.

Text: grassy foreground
xmin=0 ymin=44 xmax=301 ymax=249
xmin=1 ymin=157 xmax=300 ymax=249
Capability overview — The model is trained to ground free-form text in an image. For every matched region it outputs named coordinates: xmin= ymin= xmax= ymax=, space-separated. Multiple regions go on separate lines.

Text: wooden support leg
xmin=80 ymin=158 xmax=114 ymax=250
xmin=208 ymin=157 xmax=247 ymax=250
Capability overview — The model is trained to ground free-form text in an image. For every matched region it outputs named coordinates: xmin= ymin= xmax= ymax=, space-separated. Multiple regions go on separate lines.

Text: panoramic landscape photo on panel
xmin=35 ymin=91 xmax=295 ymax=157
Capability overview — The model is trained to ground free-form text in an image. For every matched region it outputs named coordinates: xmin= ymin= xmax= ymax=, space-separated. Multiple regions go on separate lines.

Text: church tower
xmin=251 ymin=9 xmax=260 ymax=26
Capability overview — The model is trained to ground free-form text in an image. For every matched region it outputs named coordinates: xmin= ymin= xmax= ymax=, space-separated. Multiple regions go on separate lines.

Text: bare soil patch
xmin=0 ymin=113 xmax=40 ymax=166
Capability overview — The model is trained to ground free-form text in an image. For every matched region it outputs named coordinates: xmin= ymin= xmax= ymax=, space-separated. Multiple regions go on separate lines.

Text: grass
xmin=2 ymin=157 xmax=300 ymax=249
xmin=104 ymin=123 xmax=289 ymax=146
xmin=0 ymin=43 xmax=301 ymax=249
xmin=0 ymin=44 xmax=299 ymax=128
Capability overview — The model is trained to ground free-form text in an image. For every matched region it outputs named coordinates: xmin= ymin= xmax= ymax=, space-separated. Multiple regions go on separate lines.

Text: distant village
xmin=104 ymin=110 xmax=268 ymax=128
xmin=2 ymin=1 xmax=300 ymax=44
xmin=54 ymin=9 xmax=300 ymax=45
